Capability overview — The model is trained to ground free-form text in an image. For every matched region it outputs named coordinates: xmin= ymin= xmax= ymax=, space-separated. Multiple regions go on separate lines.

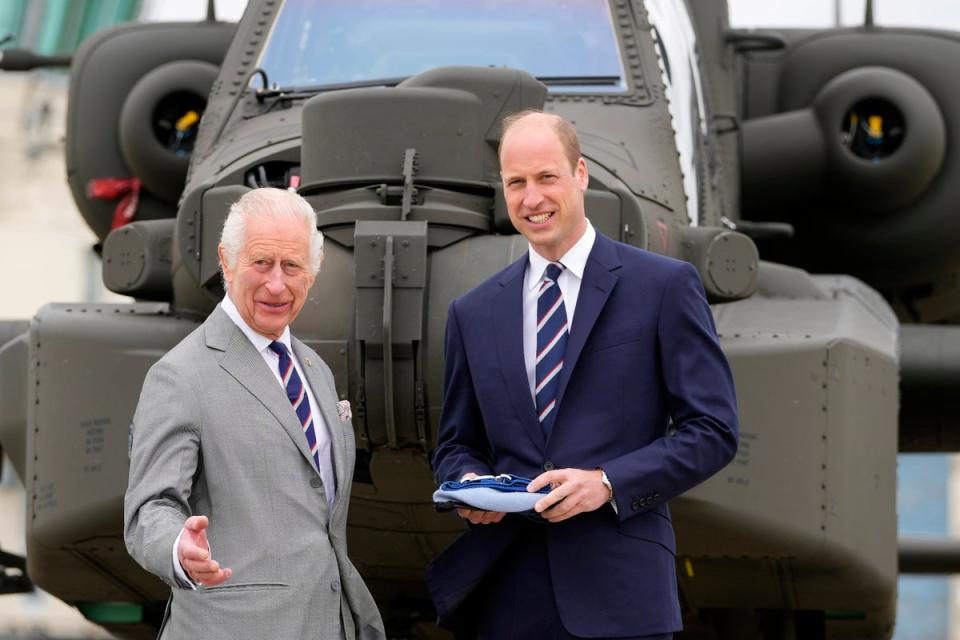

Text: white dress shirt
xmin=521 ymin=222 xmax=615 ymax=510
xmin=523 ymin=222 xmax=596 ymax=401
xmin=173 ymin=295 xmax=335 ymax=587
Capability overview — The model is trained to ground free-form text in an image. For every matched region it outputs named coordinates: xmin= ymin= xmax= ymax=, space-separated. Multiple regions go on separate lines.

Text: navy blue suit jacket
xmin=428 ymin=232 xmax=739 ymax=637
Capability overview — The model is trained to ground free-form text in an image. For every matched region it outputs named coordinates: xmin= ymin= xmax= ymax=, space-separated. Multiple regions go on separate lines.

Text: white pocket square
xmin=337 ymin=400 xmax=352 ymax=423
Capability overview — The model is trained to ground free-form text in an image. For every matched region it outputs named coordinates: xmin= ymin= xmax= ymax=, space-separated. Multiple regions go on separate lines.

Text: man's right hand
xmin=455 ymin=473 xmax=506 ymax=525
xmin=178 ymin=515 xmax=232 ymax=586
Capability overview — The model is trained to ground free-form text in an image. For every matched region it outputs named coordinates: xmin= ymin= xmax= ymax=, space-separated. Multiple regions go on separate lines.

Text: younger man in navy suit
xmin=429 ymin=110 xmax=740 ymax=639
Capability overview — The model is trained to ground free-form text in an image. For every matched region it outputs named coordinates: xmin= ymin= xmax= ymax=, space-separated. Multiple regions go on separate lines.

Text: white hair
xmin=219 ymin=188 xmax=324 ymax=276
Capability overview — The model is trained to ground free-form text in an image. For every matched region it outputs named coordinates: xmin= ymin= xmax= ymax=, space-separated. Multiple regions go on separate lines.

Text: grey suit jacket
xmin=124 ymin=307 xmax=385 ymax=640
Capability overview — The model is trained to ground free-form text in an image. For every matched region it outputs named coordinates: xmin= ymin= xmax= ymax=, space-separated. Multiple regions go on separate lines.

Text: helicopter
xmin=1 ymin=0 xmax=959 ymax=638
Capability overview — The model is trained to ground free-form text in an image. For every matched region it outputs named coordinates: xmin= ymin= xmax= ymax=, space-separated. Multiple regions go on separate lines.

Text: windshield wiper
xmin=255 ymin=76 xmax=408 ymax=101
xmin=252 ymin=73 xmax=620 ymax=102
xmin=537 ymin=75 xmax=621 ymax=87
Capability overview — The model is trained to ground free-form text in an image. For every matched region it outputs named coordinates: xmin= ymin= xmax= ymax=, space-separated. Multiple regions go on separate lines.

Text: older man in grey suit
xmin=124 ymin=188 xmax=384 ymax=640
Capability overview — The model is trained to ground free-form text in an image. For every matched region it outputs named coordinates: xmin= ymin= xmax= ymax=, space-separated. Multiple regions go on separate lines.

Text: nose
xmin=522 ymin=183 xmax=543 ymax=210
xmin=265 ymin=263 xmax=285 ymax=294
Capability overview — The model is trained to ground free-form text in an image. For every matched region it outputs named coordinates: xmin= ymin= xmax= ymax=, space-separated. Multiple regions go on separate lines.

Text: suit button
xmin=310 ymin=477 xmax=322 ymax=488
xmin=543 ymin=461 xmax=555 ymax=471
xmin=631 ymin=499 xmax=641 ymax=511
xmin=331 ymin=580 xmax=340 ymax=592
xmin=639 ymin=497 xmax=648 ymax=507
xmin=653 ymin=493 xmax=660 ymax=501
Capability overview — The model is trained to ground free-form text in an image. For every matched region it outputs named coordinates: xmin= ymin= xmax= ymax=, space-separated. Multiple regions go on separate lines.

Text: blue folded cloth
xmin=433 ymin=474 xmax=550 ymax=513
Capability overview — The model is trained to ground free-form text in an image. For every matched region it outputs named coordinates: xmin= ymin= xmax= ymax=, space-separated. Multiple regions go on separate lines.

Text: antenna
xmin=864 ymin=0 xmax=875 ymax=27
xmin=206 ymin=0 xmax=217 ymax=22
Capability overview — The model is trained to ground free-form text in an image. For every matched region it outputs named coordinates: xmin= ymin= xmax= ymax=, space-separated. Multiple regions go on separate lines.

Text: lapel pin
xmin=304 ymin=357 xmax=312 ymax=366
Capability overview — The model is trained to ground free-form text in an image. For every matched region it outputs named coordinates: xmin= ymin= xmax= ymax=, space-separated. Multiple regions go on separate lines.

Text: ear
xmin=217 ymin=244 xmax=233 ymax=286
xmin=575 ymin=157 xmax=589 ymax=192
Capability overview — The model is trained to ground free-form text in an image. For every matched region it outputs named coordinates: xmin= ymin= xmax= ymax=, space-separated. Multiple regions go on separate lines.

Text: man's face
xmin=500 ymin=118 xmax=589 ymax=261
xmin=218 ymin=214 xmax=316 ymax=339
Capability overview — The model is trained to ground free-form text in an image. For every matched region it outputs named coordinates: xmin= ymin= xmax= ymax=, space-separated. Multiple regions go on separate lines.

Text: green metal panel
xmin=34 ymin=0 xmax=68 ymax=54
xmin=34 ymin=0 xmax=140 ymax=55
xmin=0 ymin=1 xmax=27 ymax=43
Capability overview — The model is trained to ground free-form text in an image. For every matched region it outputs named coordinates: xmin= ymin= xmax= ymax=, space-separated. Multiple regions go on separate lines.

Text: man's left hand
xmin=527 ymin=468 xmax=611 ymax=523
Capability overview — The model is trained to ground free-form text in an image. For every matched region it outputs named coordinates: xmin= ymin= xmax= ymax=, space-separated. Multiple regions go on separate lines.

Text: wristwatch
xmin=599 ymin=470 xmax=614 ymax=504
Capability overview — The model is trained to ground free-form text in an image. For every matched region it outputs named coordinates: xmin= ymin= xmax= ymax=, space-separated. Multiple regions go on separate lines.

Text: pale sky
xmin=138 ymin=0 xmax=247 ymax=22
xmin=729 ymin=0 xmax=960 ymax=30
xmin=139 ymin=1 xmax=960 ymax=32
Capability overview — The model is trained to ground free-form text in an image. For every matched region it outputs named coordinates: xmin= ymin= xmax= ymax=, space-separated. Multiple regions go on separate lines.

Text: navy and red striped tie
xmin=535 ymin=263 xmax=568 ymax=436
xmin=269 ymin=341 xmax=334 ymax=507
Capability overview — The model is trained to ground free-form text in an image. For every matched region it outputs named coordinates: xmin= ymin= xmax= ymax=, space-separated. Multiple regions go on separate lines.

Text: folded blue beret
xmin=433 ymin=474 xmax=550 ymax=513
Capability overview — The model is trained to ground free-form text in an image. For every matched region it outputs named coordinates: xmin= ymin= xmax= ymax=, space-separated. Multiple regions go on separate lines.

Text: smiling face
xmin=500 ymin=114 xmax=589 ymax=262
xmin=218 ymin=213 xmax=316 ymax=339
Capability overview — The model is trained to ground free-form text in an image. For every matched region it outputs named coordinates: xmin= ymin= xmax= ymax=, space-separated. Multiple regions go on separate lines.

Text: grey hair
xmin=219 ymin=188 xmax=324 ymax=276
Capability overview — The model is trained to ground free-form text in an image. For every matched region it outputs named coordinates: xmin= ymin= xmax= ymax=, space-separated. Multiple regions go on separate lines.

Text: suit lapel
xmin=553 ymin=233 xmax=621 ymax=416
xmin=292 ymin=339 xmax=347 ymax=514
xmin=493 ymin=257 xmax=546 ymax=452
xmin=206 ymin=308 xmax=319 ymax=473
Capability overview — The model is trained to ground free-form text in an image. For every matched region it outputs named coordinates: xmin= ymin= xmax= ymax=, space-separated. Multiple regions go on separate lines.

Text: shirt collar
xmin=220 ymin=293 xmax=292 ymax=353
xmin=526 ymin=221 xmax=596 ymax=290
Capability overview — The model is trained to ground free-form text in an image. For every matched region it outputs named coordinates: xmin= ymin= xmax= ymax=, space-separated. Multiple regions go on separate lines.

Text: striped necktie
xmin=268 ymin=341 xmax=334 ymax=507
xmin=535 ymin=263 xmax=568 ymax=436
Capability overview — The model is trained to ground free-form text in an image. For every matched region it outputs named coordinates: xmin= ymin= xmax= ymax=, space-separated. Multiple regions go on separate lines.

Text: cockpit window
xmin=258 ymin=0 xmax=627 ymax=93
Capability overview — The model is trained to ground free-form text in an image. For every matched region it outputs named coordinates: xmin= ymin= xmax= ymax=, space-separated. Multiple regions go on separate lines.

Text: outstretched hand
xmin=528 ymin=468 xmax=611 ymax=523
xmin=178 ymin=515 xmax=232 ymax=586
xmin=455 ymin=472 xmax=506 ymax=525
